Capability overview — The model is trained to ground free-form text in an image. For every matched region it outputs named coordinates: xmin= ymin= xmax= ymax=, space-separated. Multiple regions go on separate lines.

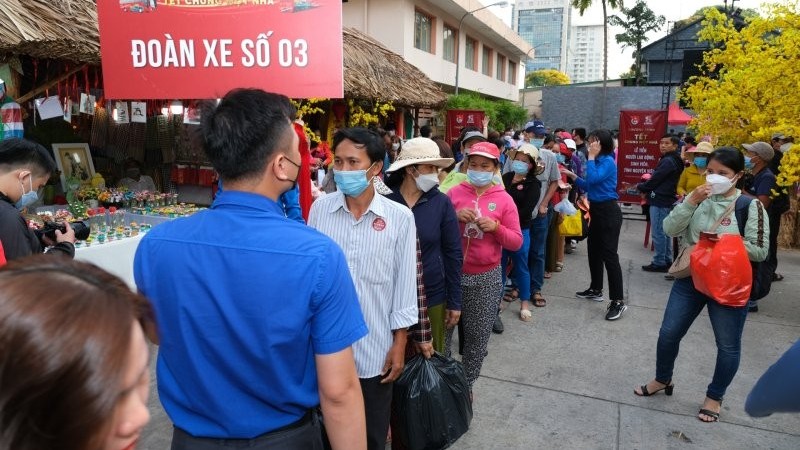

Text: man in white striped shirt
xmin=308 ymin=127 xmax=418 ymax=450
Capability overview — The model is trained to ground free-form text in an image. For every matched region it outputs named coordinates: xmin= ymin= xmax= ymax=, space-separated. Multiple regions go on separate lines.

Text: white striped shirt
xmin=308 ymin=187 xmax=419 ymax=378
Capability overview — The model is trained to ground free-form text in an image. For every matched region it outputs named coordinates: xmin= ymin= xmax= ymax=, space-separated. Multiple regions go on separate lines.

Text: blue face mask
xmin=15 ymin=175 xmax=38 ymax=210
xmin=334 ymin=163 xmax=374 ymax=197
xmin=744 ymin=156 xmax=754 ymax=170
xmin=511 ymin=160 xmax=530 ymax=175
xmin=694 ymin=156 xmax=708 ymax=169
xmin=467 ymin=169 xmax=493 ymax=187
xmin=531 ymin=138 xmax=544 ymax=148
xmin=556 ymin=153 xmax=566 ymax=164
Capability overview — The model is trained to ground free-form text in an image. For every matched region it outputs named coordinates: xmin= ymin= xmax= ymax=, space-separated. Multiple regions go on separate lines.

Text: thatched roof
xmin=0 ymin=2 xmax=447 ymax=107
xmin=0 ymin=0 xmax=100 ymax=64
xmin=343 ymin=28 xmax=447 ymax=108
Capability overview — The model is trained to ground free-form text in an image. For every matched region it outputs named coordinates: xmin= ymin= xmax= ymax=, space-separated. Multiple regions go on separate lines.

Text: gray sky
xmin=483 ymin=0 xmax=782 ymax=77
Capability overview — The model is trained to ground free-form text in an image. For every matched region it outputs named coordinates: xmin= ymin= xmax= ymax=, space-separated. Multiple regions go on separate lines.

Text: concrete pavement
xmin=139 ymin=213 xmax=800 ymax=449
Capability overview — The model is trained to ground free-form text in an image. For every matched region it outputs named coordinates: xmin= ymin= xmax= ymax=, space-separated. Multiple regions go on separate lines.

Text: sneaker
xmin=492 ymin=315 xmax=504 ymax=334
xmin=576 ymin=288 xmax=604 ymax=302
xmin=605 ymin=300 xmax=628 ymax=320
xmin=748 ymin=305 xmax=759 ymax=313
xmin=642 ymin=264 xmax=669 ymax=273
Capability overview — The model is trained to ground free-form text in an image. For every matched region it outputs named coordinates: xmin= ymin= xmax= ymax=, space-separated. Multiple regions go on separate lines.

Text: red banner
xmin=446 ymin=110 xmax=485 ymax=146
xmin=97 ymin=1 xmax=343 ymax=99
xmin=617 ymin=110 xmax=667 ymax=204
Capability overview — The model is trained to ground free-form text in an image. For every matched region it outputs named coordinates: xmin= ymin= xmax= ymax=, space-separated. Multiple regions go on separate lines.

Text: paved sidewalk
xmin=139 ymin=215 xmax=800 ymax=449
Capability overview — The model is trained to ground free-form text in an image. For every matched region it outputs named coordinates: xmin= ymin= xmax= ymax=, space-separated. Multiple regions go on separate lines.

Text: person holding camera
xmin=0 ymin=138 xmax=75 ymax=261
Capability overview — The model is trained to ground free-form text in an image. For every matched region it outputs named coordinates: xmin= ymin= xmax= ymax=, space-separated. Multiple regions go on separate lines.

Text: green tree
xmin=571 ymin=0 xmax=624 ymax=89
xmin=443 ymin=93 xmax=528 ymax=131
xmin=608 ymin=0 xmax=665 ymax=86
xmin=673 ymin=5 xmax=759 ymax=30
xmin=525 ymin=69 xmax=571 ymax=88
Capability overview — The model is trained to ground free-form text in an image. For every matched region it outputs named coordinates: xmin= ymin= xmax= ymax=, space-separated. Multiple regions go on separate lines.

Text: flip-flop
xmin=698 ymin=408 xmax=720 ymax=423
xmin=544 ymin=272 xmax=552 ymax=279
xmin=520 ymin=309 xmax=532 ymax=322
xmin=533 ymin=292 xmax=546 ymax=307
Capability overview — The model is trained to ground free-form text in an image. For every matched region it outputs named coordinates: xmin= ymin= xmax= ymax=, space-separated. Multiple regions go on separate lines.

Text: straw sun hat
xmin=387 ymin=138 xmax=454 ymax=172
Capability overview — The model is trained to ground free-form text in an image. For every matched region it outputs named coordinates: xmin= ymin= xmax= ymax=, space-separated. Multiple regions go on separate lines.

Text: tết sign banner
xmin=97 ymin=1 xmax=343 ymax=99
xmin=617 ymin=110 xmax=667 ymax=204
xmin=446 ymin=110 xmax=485 ymax=147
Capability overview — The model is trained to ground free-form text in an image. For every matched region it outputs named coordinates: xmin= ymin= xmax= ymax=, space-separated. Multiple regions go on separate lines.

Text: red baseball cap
xmin=467 ymin=141 xmax=500 ymax=160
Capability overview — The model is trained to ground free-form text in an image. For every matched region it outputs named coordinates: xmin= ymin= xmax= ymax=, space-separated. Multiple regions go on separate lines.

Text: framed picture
xmin=52 ymin=143 xmax=95 ymax=190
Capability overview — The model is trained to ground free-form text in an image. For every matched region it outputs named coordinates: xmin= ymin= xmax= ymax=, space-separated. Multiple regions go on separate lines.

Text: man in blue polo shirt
xmin=134 ymin=89 xmax=368 ymax=449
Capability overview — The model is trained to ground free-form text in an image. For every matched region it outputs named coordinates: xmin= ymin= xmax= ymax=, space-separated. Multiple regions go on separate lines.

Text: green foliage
xmin=443 ymin=93 xmax=528 ymax=131
xmin=608 ymin=0 xmax=665 ymax=85
xmin=673 ymin=5 xmax=759 ymax=30
xmin=525 ymin=69 xmax=571 ymax=88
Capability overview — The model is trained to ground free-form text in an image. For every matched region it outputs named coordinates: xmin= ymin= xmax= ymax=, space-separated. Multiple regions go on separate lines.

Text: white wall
xmin=343 ymin=0 xmax=526 ymax=101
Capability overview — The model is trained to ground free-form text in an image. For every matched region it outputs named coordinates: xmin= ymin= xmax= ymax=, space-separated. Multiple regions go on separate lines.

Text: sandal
xmin=555 ymin=262 xmax=564 ymax=272
xmin=520 ymin=309 xmax=532 ymax=322
xmin=698 ymin=398 xmax=722 ymax=423
xmin=634 ymin=380 xmax=674 ymax=397
xmin=502 ymin=287 xmax=519 ymax=303
xmin=533 ymin=292 xmax=546 ymax=307
xmin=773 ymin=272 xmax=784 ymax=282
xmin=544 ymin=272 xmax=552 ymax=279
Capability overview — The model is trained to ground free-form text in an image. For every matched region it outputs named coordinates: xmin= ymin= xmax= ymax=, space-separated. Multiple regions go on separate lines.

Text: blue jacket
xmin=637 ymin=151 xmax=683 ymax=207
xmin=386 ymin=188 xmax=463 ymax=310
xmin=575 ymin=154 xmax=619 ymax=202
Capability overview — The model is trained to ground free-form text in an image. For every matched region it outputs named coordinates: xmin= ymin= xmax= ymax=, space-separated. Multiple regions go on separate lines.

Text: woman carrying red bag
xmin=633 ymin=147 xmax=768 ymax=423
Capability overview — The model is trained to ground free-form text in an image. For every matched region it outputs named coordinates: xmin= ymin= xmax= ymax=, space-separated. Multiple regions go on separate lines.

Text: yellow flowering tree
xmin=679 ymin=2 xmax=800 ymax=191
xmin=290 ymin=98 xmax=326 ymax=143
xmin=346 ymin=99 xmax=395 ymax=128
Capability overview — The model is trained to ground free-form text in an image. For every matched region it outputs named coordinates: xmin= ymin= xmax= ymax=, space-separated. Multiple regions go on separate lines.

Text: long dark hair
xmin=709 ymin=146 xmax=745 ymax=173
xmin=0 ymin=257 xmax=156 ymax=450
xmin=587 ymin=129 xmax=615 ymax=156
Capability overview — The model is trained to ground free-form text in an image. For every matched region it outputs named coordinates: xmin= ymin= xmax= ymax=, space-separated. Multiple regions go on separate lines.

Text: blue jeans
xmin=502 ymin=228 xmax=531 ymax=301
xmin=656 ymin=278 xmax=749 ymax=401
xmin=650 ymin=205 xmax=672 ymax=266
xmin=529 ymin=207 xmax=551 ymax=294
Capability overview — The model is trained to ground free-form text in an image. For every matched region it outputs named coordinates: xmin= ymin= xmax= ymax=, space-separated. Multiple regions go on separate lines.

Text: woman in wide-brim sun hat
xmin=385 ymin=138 xmax=462 ymax=354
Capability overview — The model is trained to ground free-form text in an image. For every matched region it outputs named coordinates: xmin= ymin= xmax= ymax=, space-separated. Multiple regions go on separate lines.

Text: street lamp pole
xmin=454 ymin=1 xmax=508 ymax=96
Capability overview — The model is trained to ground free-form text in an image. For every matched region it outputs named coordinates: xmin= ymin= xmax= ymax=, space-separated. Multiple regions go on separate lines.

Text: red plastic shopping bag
xmin=690 ymin=233 xmax=752 ymax=307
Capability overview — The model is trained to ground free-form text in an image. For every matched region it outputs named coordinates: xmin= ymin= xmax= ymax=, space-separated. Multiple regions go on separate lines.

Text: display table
xmin=75 ymin=233 xmax=144 ymax=289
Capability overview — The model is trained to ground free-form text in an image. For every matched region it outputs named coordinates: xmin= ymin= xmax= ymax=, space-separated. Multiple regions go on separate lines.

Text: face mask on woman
xmin=414 ymin=172 xmax=440 ymax=192
xmin=511 ymin=160 xmax=530 ymax=175
xmin=391 ymin=143 xmax=400 ymax=151
xmin=706 ymin=173 xmax=737 ymax=195
xmin=694 ymin=156 xmax=708 ymax=169
xmin=467 ymin=169 xmax=493 ymax=187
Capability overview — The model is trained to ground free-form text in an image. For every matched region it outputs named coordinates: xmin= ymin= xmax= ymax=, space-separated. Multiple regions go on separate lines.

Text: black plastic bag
xmin=392 ymin=353 xmax=473 ymax=450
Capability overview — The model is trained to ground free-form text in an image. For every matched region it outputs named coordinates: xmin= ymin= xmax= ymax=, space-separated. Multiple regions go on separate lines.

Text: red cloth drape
xmin=0 ymin=240 xmax=6 ymax=267
xmin=294 ymin=123 xmax=312 ymax=222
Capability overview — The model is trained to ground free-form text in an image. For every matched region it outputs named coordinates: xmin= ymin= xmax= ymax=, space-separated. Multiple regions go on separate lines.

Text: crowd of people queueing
xmin=0 ymin=87 xmax=796 ymax=449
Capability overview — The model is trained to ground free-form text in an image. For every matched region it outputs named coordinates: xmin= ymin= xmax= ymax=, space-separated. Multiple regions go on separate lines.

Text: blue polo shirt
xmin=134 ymin=190 xmax=367 ymax=438
xmin=575 ymin=154 xmax=619 ymax=202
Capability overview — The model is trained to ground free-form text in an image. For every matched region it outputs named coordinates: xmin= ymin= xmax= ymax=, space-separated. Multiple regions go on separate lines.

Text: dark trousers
xmin=360 ymin=375 xmax=393 ymax=450
xmin=587 ymin=201 xmax=624 ymax=301
xmin=171 ymin=411 xmax=323 ymax=450
xmin=767 ymin=208 xmax=782 ymax=274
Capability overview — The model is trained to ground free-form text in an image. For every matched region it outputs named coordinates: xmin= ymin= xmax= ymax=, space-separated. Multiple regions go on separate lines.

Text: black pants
xmin=360 ymin=375 xmax=393 ymax=450
xmin=767 ymin=208 xmax=782 ymax=274
xmin=587 ymin=201 xmax=624 ymax=301
xmin=171 ymin=410 xmax=323 ymax=450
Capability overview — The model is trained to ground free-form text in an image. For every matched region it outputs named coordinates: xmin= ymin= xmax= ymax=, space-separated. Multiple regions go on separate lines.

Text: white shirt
xmin=533 ymin=148 xmax=561 ymax=215
xmin=308 ymin=187 xmax=418 ymax=378
xmin=118 ymin=175 xmax=157 ymax=192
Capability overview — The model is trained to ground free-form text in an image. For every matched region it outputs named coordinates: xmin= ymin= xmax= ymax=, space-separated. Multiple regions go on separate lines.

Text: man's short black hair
xmin=333 ymin=128 xmax=386 ymax=165
xmin=0 ymin=138 xmax=56 ymax=177
xmin=420 ymin=125 xmax=432 ymax=138
xmin=661 ymin=134 xmax=680 ymax=146
xmin=572 ymin=128 xmax=587 ymax=141
xmin=200 ymin=89 xmax=295 ymax=182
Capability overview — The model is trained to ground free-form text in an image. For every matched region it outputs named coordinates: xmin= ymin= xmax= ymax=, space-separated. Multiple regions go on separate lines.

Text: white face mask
xmin=706 ymin=173 xmax=735 ymax=195
xmin=391 ymin=143 xmax=400 ymax=151
xmin=414 ymin=172 xmax=440 ymax=192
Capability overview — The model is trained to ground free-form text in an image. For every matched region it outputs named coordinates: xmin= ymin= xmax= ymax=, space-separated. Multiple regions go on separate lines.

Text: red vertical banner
xmin=446 ymin=110 xmax=485 ymax=146
xmin=617 ymin=110 xmax=668 ymax=204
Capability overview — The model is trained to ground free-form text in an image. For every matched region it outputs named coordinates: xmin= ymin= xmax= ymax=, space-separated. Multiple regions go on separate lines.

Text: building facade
xmin=567 ymin=24 xmax=604 ymax=83
xmin=343 ymin=0 xmax=532 ymax=102
xmin=512 ymin=0 xmax=571 ymax=74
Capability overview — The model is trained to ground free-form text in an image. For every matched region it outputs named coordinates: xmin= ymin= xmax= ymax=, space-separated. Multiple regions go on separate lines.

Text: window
xmin=443 ymin=25 xmax=457 ymax=63
xmin=507 ymin=61 xmax=516 ymax=85
xmin=496 ymin=54 xmax=506 ymax=80
xmin=482 ymin=46 xmax=492 ymax=76
xmin=465 ymin=37 xmax=477 ymax=70
xmin=414 ymin=10 xmax=433 ymax=53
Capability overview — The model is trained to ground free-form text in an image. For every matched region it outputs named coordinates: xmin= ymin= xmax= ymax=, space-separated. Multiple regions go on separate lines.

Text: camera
xmin=40 ymin=221 xmax=90 ymax=241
